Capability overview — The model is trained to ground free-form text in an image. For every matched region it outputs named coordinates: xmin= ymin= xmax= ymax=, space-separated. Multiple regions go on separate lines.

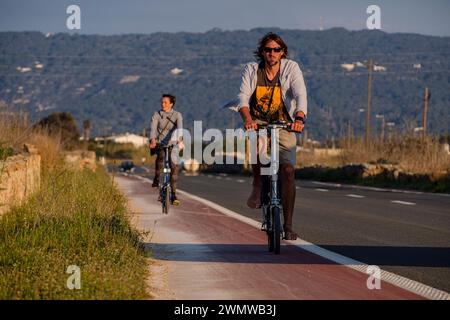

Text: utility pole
xmin=366 ymin=59 xmax=373 ymax=146
xmin=423 ymin=87 xmax=429 ymax=138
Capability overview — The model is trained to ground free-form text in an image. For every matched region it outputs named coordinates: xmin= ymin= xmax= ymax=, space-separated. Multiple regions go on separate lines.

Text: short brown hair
xmin=254 ymin=32 xmax=289 ymax=61
xmin=162 ymin=94 xmax=176 ymax=106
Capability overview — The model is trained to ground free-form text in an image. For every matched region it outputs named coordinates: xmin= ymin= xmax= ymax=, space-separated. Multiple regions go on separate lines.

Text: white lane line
xmin=175 ymin=187 xmax=449 ymax=300
xmin=236 ymin=179 xmax=245 ymax=183
xmin=315 ymin=188 xmax=329 ymax=192
xmin=296 ymin=186 xmax=300 ymax=190
xmin=225 ymin=177 xmax=232 ymax=181
xmin=133 ymin=174 xmax=450 ymax=300
xmin=216 ymin=176 xmax=223 ymax=180
xmin=312 ymin=181 xmax=450 ymax=197
xmin=391 ymin=200 xmax=416 ymax=206
xmin=346 ymin=194 xmax=366 ymax=198
xmin=207 ymin=175 xmax=213 ymax=178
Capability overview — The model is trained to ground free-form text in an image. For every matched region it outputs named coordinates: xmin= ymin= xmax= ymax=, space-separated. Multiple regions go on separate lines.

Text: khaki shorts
xmin=253 ymin=119 xmax=297 ymax=166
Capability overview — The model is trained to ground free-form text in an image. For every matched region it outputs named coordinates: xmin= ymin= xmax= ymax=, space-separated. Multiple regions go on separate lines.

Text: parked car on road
xmin=119 ymin=160 xmax=135 ymax=172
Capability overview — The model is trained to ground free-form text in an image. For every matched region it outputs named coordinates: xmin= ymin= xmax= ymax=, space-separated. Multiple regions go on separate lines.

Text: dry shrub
xmin=298 ymin=135 xmax=450 ymax=176
xmin=0 ymin=112 xmax=62 ymax=171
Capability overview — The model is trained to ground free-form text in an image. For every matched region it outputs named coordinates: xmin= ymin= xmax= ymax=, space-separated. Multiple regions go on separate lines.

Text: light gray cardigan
xmin=237 ymin=59 xmax=308 ymax=120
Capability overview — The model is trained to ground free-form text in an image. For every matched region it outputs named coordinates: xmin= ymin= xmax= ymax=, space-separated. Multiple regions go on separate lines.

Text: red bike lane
xmin=115 ymin=173 xmax=424 ymax=300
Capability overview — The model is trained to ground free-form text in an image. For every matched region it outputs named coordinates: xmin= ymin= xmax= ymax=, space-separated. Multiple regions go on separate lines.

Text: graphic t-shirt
xmin=250 ymin=64 xmax=287 ymax=122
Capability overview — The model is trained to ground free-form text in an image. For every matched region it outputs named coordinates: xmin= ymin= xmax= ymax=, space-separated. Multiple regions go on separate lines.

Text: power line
xmin=1 ymin=50 xmax=450 ymax=60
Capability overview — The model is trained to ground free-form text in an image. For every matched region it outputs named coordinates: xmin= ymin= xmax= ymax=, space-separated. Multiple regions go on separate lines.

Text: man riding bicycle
xmin=149 ymin=94 xmax=183 ymax=205
xmin=237 ymin=32 xmax=307 ymax=240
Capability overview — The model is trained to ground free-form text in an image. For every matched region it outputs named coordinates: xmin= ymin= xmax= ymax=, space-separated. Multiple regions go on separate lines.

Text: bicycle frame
xmin=160 ymin=145 xmax=171 ymax=214
xmin=258 ymin=121 xmax=292 ymax=254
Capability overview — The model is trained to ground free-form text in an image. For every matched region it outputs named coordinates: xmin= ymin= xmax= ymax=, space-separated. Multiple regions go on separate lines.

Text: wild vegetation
xmin=0 ymin=113 xmax=150 ymax=299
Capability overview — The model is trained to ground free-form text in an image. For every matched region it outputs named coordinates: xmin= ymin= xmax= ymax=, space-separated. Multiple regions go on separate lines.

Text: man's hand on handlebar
xmin=290 ymin=120 xmax=304 ymax=133
xmin=244 ymin=120 xmax=258 ymax=131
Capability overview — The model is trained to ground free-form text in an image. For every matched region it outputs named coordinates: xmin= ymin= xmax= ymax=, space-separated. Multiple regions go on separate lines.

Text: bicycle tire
xmin=272 ymin=206 xmax=281 ymax=254
xmin=161 ymin=186 xmax=167 ymax=214
xmin=165 ymin=186 xmax=171 ymax=215
xmin=264 ymin=206 xmax=274 ymax=252
xmin=161 ymin=184 xmax=169 ymax=214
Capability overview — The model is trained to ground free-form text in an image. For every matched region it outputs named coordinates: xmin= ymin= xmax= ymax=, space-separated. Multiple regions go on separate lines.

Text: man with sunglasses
xmin=237 ymin=32 xmax=307 ymax=240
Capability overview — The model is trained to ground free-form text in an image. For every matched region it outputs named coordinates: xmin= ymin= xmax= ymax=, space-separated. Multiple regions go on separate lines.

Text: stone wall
xmin=0 ymin=144 xmax=41 ymax=215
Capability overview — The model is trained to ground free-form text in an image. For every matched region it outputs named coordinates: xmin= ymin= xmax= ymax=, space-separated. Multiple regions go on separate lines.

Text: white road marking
xmin=312 ymin=181 xmax=450 ymax=197
xmin=391 ymin=200 xmax=416 ymax=206
xmin=176 ymin=187 xmax=450 ymax=300
xmin=128 ymin=173 xmax=450 ymax=300
xmin=315 ymin=188 xmax=329 ymax=192
xmin=236 ymin=179 xmax=245 ymax=183
xmin=207 ymin=175 xmax=213 ymax=178
xmin=295 ymin=186 xmax=300 ymax=190
xmin=216 ymin=176 xmax=223 ymax=180
xmin=346 ymin=194 xmax=366 ymax=198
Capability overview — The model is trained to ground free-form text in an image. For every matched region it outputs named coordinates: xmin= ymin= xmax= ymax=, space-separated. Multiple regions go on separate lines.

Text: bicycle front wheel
xmin=161 ymin=185 xmax=170 ymax=214
xmin=272 ymin=206 xmax=281 ymax=254
xmin=163 ymin=186 xmax=171 ymax=214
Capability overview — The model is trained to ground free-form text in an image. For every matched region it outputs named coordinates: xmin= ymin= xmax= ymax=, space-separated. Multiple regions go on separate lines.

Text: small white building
xmin=374 ymin=65 xmax=387 ymax=72
xmin=341 ymin=63 xmax=355 ymax=72
xmin=98 ymin=132 xmax=149 ymax=148
xmin=16 ymin=67 xmax=31 ymax=73
xmin=170 ymin=68 xmax=183 ymax=75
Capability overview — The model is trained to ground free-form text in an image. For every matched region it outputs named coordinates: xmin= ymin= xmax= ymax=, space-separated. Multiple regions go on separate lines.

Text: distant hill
xmin=1 ymin=28 xmax=449 ymax=141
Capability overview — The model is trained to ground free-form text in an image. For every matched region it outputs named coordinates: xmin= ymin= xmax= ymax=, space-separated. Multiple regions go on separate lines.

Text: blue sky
xmin=0 ymin=0 xmax=449 ymax=36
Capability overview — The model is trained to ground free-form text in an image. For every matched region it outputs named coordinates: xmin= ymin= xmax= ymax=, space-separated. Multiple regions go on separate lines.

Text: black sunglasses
xmin=263 ymin=47 xmax=283 ymax=53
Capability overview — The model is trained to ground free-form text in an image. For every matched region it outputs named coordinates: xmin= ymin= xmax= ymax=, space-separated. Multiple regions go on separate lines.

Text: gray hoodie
xmin=237 ymin=58 xmax=308 ymax=121
xmin=149 ymin=109 xmax=183 ymax=146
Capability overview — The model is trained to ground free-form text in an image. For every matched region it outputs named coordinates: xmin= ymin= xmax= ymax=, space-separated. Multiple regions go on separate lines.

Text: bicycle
xmin=256 ymin=121 xmax=295 ymax=254
xmin=158 ymin=144 xmax=172 ymax=214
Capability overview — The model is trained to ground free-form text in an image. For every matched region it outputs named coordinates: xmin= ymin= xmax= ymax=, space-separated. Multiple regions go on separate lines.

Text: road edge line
xmin=175 ymin=187 xmax=450 ymax=300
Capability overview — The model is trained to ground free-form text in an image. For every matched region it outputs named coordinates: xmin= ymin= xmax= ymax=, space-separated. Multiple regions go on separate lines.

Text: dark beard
xmin=265 ymin=59 xmax=280 ymax=68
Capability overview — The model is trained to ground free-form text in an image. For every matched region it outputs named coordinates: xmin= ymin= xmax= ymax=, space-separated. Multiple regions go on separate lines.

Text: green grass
xmin=0 ymin=166 xmax=150 ymax=299
xmin=0 ymin=142 xmax=14 ymax=160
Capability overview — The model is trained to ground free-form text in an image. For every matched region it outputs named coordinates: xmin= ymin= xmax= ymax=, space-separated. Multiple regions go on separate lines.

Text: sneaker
xmin=171 ymin=194 xmax=180 ymax=206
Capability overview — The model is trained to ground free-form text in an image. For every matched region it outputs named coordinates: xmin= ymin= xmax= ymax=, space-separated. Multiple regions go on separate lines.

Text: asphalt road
xmin=126 ymin=165 xmax=450 ymax=293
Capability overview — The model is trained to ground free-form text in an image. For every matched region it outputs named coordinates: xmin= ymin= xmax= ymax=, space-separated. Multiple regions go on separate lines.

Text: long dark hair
xmin=254 ymin=32 xmax=289 ymax=62
xmin=162 ymin=94 xmax=176 ymax=106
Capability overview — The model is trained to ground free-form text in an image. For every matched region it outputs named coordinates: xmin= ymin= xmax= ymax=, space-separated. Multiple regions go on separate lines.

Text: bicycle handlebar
xmin=254 ymin=121 xmax=300 ymax=133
